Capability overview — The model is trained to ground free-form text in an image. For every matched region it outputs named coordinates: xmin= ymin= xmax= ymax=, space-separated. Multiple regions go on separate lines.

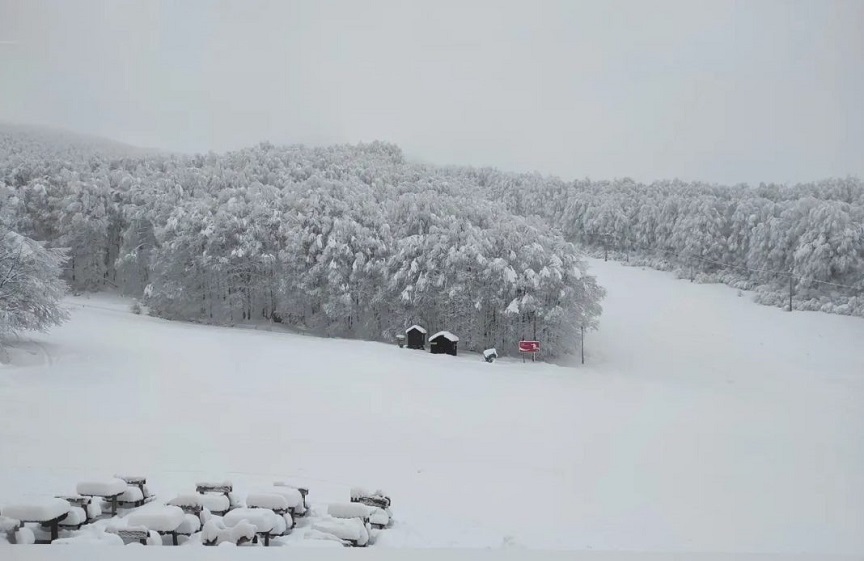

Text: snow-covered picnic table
xmin=2 ymin=498 xmax=71 ymax=543
xmin=126 ymin=505 xmax=185 ymax=545
xmin=76 ymin=478 xmax=127 ymax=515
xmin=222 ymin=507 xmax=290 ymax=546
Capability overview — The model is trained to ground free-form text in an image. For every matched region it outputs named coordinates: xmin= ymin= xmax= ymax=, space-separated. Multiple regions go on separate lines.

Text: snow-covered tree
xmin=0 ymin=228 xmax=70 ymax=354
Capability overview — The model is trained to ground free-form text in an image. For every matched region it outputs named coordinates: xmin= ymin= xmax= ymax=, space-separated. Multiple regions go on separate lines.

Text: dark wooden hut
xmin=429 ymin=331 xmax=459 ymax=356
xmin=405 ymin=325 xmax=427 ymax=349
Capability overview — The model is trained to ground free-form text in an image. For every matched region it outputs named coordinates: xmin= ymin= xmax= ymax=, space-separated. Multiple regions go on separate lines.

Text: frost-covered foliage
xmin=0 ymin=227 xmax=69 ymax=346
xmin=481 ymin=174 xmax=864 ymax=315
xmin=1 ymin=128 xmax=603 ymax=357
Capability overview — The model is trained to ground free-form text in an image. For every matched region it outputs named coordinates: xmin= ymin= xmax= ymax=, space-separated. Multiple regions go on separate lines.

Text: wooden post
xmin=581 ymin=325 xmax=585 ymax=364
xmin=788 ymin=270 xmax=793 ymax=312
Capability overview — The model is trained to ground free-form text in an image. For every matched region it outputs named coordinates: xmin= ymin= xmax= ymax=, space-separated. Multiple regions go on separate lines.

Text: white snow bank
xmin=76 ymin=478 xmax=127 ymax=497
xmin=126 ymin=506 xmax=184 ymax=532
xmin=429 ymin=330 xmax=458 ymax=342
xmin=167 ymin=494 xmax=201 ymax=508
xmin=58 ymin=506 xmax=86 ymax=527
xmin=3 ymin=498 xmax=70 ymax=521
xmin=223 ymin=508 xmax=281 ymax=533
xmin=328 ymin=502 xmax=371 ymax=520
xmin=312 ymin=518 xmax=369 ymax=546
xmin=53 ymin=531 xmax=124 ymax=546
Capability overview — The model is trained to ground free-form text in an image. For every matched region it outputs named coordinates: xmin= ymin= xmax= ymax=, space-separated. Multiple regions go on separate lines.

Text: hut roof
xmin=406 ymin=325 xmax=427 ymax=334
xmin=430 ymin=331 xmax=459 ymax=342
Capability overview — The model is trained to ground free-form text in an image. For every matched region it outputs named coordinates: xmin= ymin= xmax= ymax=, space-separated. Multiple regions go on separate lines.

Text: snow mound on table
xmin=176 ymin=513 xmax=202 ymax=534
xmin=259 ymin=487 xmax=303 ymax=507
xmin=76 ymin=478 xmax=127 ymax=496
xmin=202 ymin=519 xmax=256 ymax=545
xmin=126 ymin=506 xmax=184 ymax=532
xmin=119 ymin=487 xmax=144 ymax=503
xmin=328 ymin=502 xmax=371 ymax=520
xmin=168 ymin=492 xmax=228 ymax=513
xmin=223 ymin=507 xmax=283 ymax=534
xmin=3 ymin=498 xmax=70 ymax=521
xmin=58 ymin=506 xmax=87 ymax=527
xmin=246 ymin=493 xmax=290 ymax=511
xmin=313 ymin=518 xmax=369 ymax=546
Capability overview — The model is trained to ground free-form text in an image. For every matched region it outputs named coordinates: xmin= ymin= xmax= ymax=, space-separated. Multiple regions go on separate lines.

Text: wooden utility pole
xmin=788 ymin=270 xmax=794 ymax=312
xmin=581 ymin=325 xmax=585 ymax=364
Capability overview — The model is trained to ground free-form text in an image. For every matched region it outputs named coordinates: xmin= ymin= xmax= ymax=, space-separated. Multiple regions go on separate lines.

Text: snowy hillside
xmin=1 ymin=259 xmax=862 ymax=554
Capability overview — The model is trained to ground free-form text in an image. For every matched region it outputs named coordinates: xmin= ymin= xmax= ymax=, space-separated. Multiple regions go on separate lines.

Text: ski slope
xmin=1 ymin=258 xmax=863 ymax=555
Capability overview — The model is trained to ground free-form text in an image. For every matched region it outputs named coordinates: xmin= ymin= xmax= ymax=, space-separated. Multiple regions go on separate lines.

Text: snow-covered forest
xmin=0 ymin=126 xmax=604 ymax=357
xmin=1 ymin=125 xmax=863 ymax=358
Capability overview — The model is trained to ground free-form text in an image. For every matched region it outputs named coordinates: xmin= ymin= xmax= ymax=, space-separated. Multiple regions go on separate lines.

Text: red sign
xmin=519 ymin=340 xmax=540 ymax=353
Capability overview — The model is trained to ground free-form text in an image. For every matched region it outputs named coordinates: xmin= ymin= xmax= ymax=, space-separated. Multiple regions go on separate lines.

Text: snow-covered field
xmin=1 ymin=259 xmax=863 ymax=555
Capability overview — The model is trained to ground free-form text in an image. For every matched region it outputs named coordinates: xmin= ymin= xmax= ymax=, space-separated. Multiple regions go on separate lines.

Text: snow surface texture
xmin=1 ymin=260 xmax=863 ymax=554
xmin=2 ymin=498 xmax=69 ymax=521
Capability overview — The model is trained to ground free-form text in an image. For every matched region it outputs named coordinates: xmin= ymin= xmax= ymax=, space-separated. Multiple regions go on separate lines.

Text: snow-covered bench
xmin=248 ymin=490 xmax=303 ymax=519
xmin=274 ymin=481 xmax=309 ymax=515
xmin=312 ymin=517 xmax=370 ymax=547
xmin=222 ymin=507 xmax=290 ymax=546
xmin=126 ymin=505 xmax=185 ymax=545
xmin=328 ymin=501 xmax=389 ymax=529
xmin=196 ymin=481 xmax=232 ymax=496
xmin=201 ymin=518 xmax=256 ymax=546
xmin=55 ymin=495 xmax=101 ymax=526
xmin=76 ymin=478 xmax=128 ymax=516
xmin=115 ymin=475 xmax=155 ymax=507
xmin=195 ymin=481 xmax=237 ymax=515
xmin=2 ymin=498 xmax=71 ymax=543
xmin=104 ymin=526 xmax=160 ymax=546
xmin=350 ymin=487 xmax=391 ymax=509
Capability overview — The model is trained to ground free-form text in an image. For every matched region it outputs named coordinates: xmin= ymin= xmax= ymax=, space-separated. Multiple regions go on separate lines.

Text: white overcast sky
xmin=1 ymin=0 xmax=862 ymax=184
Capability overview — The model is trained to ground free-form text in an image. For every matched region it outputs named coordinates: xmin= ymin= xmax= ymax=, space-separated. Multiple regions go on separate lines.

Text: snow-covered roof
xmin=406 ymin=324 xmax=427 ymax=334
xmin=430 ymin=331 xmax=459 ymax=342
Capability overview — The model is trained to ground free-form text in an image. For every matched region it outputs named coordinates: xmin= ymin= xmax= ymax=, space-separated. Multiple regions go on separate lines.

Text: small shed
xmin=429 ymin=331 xmax=459 ymax=356
xmin=405 ymin=325 xmax=427 ymax=349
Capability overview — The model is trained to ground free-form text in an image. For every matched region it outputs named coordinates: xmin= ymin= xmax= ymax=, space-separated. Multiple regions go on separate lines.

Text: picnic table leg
xmin=50 ymin=521 xmax=58 ymax=542
xmin=172 ymin=532 xmax=178 ymax=546
xmin=264 ymin=533 xmax=270 ymax=546
xmin=110 ymin=496 xmax=118 ymax=516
